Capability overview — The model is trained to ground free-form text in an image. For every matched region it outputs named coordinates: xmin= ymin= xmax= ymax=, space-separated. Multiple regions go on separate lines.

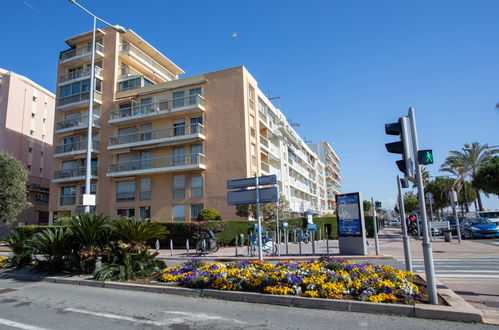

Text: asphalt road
xmin=0 ymin=278 xmax=495 ymax=330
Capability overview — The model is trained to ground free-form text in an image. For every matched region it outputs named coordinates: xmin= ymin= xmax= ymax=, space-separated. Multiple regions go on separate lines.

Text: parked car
xmin=476 ymin=211 xmax=499 ymax=225
xmin=445 ymin=216 xmax=464 ymax=235
xmin=460 ymin=218 xmax=499 ymax=239
xmin=387 ymin=219 xmax=400 ymax=227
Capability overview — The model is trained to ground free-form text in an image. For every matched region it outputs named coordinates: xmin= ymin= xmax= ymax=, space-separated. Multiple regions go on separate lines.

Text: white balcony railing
xmin=54 ymin=167 xmax=98 ymax=180
xmin=55 ymin=114 xmax=100 ymax=131
xmin=109 ymin=94 xmax=204 ymax=121
xmin=57 ymin=91 xmax=102 ymax=107
xmin=59 ymin=66 xmax=103 ymax=83
xmin=260 ymin=136 xmax=269 ymax=149
xmin=261 ymin=161 xmax=270 ymax=173
xmin=54 ymin=140 xmax=100 ymax=155
xmin=60 ymin=43 xmax=104 ymax=62
xmin=120 ymin=42 xmax=175 ymax=81
xmin=108 ymin=153 xmax=205 ymax=175
xmin=108 ymin=123 xmax=204 ymax=147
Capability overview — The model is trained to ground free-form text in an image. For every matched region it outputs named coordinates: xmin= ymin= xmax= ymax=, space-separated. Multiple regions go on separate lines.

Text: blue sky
xmin=2 ymin=0 xmax=498 ymax=211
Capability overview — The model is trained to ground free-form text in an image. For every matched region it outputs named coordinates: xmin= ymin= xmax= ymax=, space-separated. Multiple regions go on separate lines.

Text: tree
xmin=197 ymin=208 xmax=222 ymax=221
xmin=363 ymin=200 xmax=372 ymax=213
xmin=0 ymin=152 xmax=31 ymax=224
xmin=403 ymin=191 xmax=419 ymax=214
xmin=441 ymin=142 xmax=498 ymax=211
xmin=441 ymin=156 xmax=471 ymax=212
xmin=236 ymin=194 xmax=290 ymax=220
xmin=473 ymin=157 xmax=499 ymax=196
xmin=425 ymin=177 xmax=455 ymax=211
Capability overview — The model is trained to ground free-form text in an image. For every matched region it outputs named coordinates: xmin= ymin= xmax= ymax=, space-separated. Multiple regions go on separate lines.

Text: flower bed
xmin=0 ymin=256 xmax=9 ymax=268
xmin=158 ymin=257 xmax=421 ymax=304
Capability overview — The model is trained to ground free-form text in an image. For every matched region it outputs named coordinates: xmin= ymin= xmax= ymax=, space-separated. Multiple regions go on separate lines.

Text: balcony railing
xmin=57 ymin=91 xmax=102 ymax=107
xmin=116 ymin=191 xmax=135 ymax=202
xmin=108 ymin=153 xmax=205 ymax=174
xmin=60 ymin=194 xmax=76 ymax=206
xmin=54 ymin=167 xmax=98 ymax=180
xmin=261 ymin=161 xmax=270 ymax=173
xmin=108 ymin=123 xmax=204 ymax=146
xmin=118 ymin=66 xmax=140 ymax=77
xmin=120 ymin=42 xmax=175 ymax=80
xmin=60 ymin=43 xmax=104 ymax=61
xmin=54 ymin=140 xmax=100 ymax=155
xmin=260 ymin=136 xmax=269 ymax=149
xmin=59 ymin=66 xmax=103 ymax=83
xmin=55 ymin=115 xmax=100 ymax=131
xmin=109 ymin=94 xmax=205 ymax=121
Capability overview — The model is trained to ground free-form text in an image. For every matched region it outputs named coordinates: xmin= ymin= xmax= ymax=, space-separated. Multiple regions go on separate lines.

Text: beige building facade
xmin=0 ymin=68 xmax=55 ymax=225
xmin=49 ymin=28 xmax=330 ymax=222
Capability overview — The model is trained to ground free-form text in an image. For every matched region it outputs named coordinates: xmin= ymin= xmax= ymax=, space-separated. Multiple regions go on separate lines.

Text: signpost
xmin=227 ymin=175 xmax=278 ymax=261
xmin=449 ymin=190 xmax=462 ymax=242
xmin=335 ymin=192 xmax=367 ymax=255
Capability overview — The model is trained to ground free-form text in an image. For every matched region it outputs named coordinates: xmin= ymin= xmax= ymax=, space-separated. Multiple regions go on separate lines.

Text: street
xmin=0 ymin=278 xmax=495 ymax=330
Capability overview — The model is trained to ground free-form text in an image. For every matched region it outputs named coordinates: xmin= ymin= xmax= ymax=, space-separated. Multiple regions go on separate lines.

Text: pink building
xmin=0 ymin=68 xmax=55 ymax=225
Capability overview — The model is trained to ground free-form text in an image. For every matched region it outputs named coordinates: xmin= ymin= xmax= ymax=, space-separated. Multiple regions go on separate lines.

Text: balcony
xmin=108 ymin=94 xmax=205 ymax=125
xmin=60 ymin=43 xmax=104 ymax=65
xmin=107 ymin=153 xmax=205 ymax=177
xmin=60 ymin=194 xmax=76 ymax=206
xmin=260 ymin=136 xmax=269 ymax=151
xmin=54 ymin=140 xmax=100 ymax=158
xmin=53 ymin=167 xmax=98 ymax=183
xmin=55 ymin=114 xmax=100 ymax=134
xmin=261 ymin=161 xmax=270 ymax=174
xmin=119 ymin=42 xmax=175 ymax=82
xmin=57 ymin=91 xmax=102 ymax=111
xmin=59 ymin=66 xmax=103 ymax=85
xmin=108 ymin=123 xmax=205 ymax=150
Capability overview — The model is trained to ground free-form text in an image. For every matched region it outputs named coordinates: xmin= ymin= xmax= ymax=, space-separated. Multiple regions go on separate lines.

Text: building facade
xmin=0 ymin=68 xmax=55 ymax=225
xmin=49 ymin=28 xmax=328 ymax=222
xmin=307 ymin=142 xmax=341 ymax=211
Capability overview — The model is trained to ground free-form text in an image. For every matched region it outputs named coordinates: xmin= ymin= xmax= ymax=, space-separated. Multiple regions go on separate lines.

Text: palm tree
xmin=440 ymin=157 xmax=470 ymax=212
xmin=441 ymin=142 xmax=498 ymax=211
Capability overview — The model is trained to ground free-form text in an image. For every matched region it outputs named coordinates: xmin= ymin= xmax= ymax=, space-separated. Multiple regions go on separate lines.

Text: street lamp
xmin=67 ymin=0 xmax=126 ymax=213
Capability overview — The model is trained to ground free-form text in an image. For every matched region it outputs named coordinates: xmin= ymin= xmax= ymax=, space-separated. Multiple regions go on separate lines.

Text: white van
xmin=476 ymin=211 xmax=499 ymax=224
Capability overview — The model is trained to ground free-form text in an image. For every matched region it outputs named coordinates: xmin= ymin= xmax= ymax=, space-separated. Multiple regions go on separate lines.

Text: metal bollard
xmin=247 ymin=234 xmax=250 ymax=256
xmin=186 ymin=239 xmax=189 ymax=257
xmin=170 ymin=239 xmax=173 ymax=256
xmin=202 ymin=239 xmax=206 ymax=257
xmin=326 ymin=227 xmax=329 ymax=256
xmin=319 ymin=228 xmax=322 ymax=241
xmin=311 ymin=230 xmax=315 ymax=255
xmin=285 ymin=229 xmax=289 ymax=255
xmin=299 ymin=238 xmax=302 ymax=255
xmin=235 ymin=235 xmax=238 ymax=256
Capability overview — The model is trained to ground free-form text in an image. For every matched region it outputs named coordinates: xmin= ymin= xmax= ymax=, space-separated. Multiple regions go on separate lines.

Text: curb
xmin=0 ymin=272 xmax=482 ymax=323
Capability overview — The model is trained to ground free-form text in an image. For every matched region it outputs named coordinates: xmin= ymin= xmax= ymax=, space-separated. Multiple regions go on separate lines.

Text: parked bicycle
xmin=294 ymin=229 xmax=309 ymax=244
xmin=196 ymin=230 xmax=219 ymax=255
xmin=249 ymin=234 xmax=277 ymax=256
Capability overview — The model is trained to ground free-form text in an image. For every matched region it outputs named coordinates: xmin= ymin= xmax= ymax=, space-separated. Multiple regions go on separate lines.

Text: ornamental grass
xmin=158 ymin=257 xmax=421 ymax=304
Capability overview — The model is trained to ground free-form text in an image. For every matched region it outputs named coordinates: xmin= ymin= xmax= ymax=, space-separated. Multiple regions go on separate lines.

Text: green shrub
xmin=4 ymin=229 xmax=33 ymax=269
xmin=28 ymin=228 xmax=74 ymax=273
xmin=197 ymin=208 xmax=222 ymax=221
xmin=14 ymin=225 xmax=64 ymax=238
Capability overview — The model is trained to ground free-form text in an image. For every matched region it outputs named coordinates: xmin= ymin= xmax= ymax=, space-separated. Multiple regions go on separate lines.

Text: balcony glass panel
xmin=108 ymin=153 xmax=205 ymax=174
xmin=55 ymin=140 xmax=100 ymax=154
xmin=108 ymin=124 xmax=204 ymax=146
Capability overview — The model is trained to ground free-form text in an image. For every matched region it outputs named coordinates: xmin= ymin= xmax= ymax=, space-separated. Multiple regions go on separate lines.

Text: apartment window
xmin=250 ymin=115 xmax=255 ymax=137
xmin=139 ymin=206 xmax=151 ymax=220
xmin=140 ymin=178 xmax=151 ymax=201
xmin=190 ymin=116 xmax=203 ymax=133
xmin=248 ymin=85 xmax=255 ymax=110
xmin=28 ymin=147 xmax=32 ymax=153
xmin=41 ymin=151 xmax=44 ymax=156
xmin=191 ymin=204 xmax=204 ymax=221
xmin=173 ymin=119 xmax=185 ymax=136
xmin=32 ymin=96 xmax=37 ymax=102
xmin=117 ymin=208 xmax=135 ymax=218
xmin=30 ymin=130 xmax=34 ymax=136
xmin=173 ymin=175 xmax=185 ymax=199
xmin=31 ymin=113 xmax=35 ymax=118
xmin=251 ymin=144 xmax=256 ymax=166
xmin=42 ymin=134 xmax=45 ymax=140
xmin=172 ymin=146 xmax=185 ymax=166
xmin=172 ymin=91 xmax=185 ymax=108
xmin=190 ymin=175 xmax=203 ymax=198
xmin=118 ymin=126 xmax=138 ymax=144
xmin=140 ymin=124 xmax=152 ymax=141
xmin=39 ymin=168 xmax=42 ymax=174
xmin=116 ymin=181 xmax=135 ymax=202
xmin=189 ymin=87 xmax=202 ymax=104
xmin=60 ymin=186 xmax=76 ymax=205
xmin=190 ymin=144 xmax=203 ymax=164
xmin=173 ymin=204 xmax=186 ymax=222
xmin=27 ymin=165 xmax=31 ymax=171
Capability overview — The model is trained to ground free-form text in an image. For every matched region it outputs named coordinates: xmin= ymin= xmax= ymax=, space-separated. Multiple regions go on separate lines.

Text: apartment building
xmin=49 ymin=28 xmax=328 ymax=222
xmin=308 ymin=142 xmax=342 ymax=211
xmin=0 ymin=68 xmax=55 ymax=225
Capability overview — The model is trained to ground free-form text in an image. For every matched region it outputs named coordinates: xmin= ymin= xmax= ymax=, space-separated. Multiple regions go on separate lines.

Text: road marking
xmin=0 ymin=318 xmax=50 ymax=330
xmin=162 ymin=311 xmax=248 ymax=324
xmin=432 ymin=274 xmax=499 ymax=278
xmin=64 ymin=308 xmax=164 ymax=327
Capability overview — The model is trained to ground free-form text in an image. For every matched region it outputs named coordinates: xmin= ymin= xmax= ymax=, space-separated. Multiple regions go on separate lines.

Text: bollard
xmin=299 ymin=237 xmax=302 ymax=255
xmin=319 ymin=228 xmax=322 ymax=241
xmin=202 ymin=239 xmax=206 ymax=257
xmin=235 ymin=235 xmax=238 ymax=256
xmin=170 ymin=239 xmax=173 ymax=256
xmin=325 ymin=227 xmax=329 ymax=256
xmin=247 ymin=234 xmax=250 ymax=256
xmin=285 ymin=229 xmax=289 ymax=255
xmin=294 ymin=229 xmax=297 ymax=243
xmin=186 ymin=239 xmax=190 ymax=257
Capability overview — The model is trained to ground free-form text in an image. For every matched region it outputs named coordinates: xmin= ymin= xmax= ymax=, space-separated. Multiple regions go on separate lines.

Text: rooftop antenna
xmin=288 ymin=119 xmax=300 ymax=128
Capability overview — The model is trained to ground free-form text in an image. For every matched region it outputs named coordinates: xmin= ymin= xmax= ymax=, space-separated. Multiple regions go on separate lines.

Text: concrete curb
xmin=0 ymin=271 xmax=482 ymax=323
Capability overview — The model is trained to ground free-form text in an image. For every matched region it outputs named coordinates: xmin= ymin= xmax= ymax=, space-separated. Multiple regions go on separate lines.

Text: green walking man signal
xmin=417 ymin=149 xmax=433 ymax=165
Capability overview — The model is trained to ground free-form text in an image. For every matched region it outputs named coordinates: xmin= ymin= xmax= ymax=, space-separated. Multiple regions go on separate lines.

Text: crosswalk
xmin=405 ymin=256 xmax=499 ymax=278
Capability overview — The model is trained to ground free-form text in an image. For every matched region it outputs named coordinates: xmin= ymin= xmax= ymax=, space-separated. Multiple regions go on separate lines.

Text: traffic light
xmin=375 ymin=201 xmax=382 ymax=208
xmin=417 ymin=149 xmax=433 ymax=165
xmin=409 ymin=215 xmax=417 ymax=222
xmin=385 ymin=117 xmax=413 ymax=178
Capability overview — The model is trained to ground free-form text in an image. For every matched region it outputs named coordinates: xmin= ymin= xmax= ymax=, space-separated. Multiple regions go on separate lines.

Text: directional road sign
xmin=227 ymin=175 xmax=277 ymax=190
xmin=227 ymin=186 xmax=278 ymax=205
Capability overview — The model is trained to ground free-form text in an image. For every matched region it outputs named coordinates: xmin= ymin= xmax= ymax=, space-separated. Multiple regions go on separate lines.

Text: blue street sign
xmin=307 ymin=223 xmax=317 ymax=231
xmin=227 ymin=186 xmax=279 ymax=205
xmin=227 ymin=175 xmax=277 ymax=190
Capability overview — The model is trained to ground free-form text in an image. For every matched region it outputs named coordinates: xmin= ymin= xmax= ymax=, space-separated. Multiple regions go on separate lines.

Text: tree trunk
xmin=463 ymin=184 xmax=469 ymax=213
xmin=476 ymin=188 xmax=483 ymax=211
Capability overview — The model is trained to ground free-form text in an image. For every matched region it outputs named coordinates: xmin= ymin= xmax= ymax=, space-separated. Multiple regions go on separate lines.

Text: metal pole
xmin=285 ymin=229 xmax=289 ymax=255
xmin=186 ymin=239 xmax=189 ymax=257
xmin=235 ymin=235 xmax=238 ymax=256
xmin=371 ymin=197 xmax=380 ymax=255
xmin=311 ymin=230 xmax=315 ymax=255
xmin=397 ymin=175 xmax=413 ymax=272
xmin=170 ymin=239 xmax=173 ymax=256
xmin=325 ymin=226 xmax=329 ymax=256
xmin=255 ymin=175 xmax=263 ymax=261
xmin=83 ymin=15 xmax=97 ymax=214
xmin=408 ymin=107 xmax=438 ymax=305
xmin=452 ymin=190 xmax=462 ymax=242
xmin=276 ymin=204 xmax=280 ymax=257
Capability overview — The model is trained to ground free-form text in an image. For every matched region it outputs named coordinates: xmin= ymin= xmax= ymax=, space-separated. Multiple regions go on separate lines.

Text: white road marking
xmin=63 ymin=308 xmax=248 ymax=327
xmin=64 ymin=308 xmax=164 ymax=327
xmin=0 ymin=318 xmax=50 ymax=330
xmin=432 ymin=274 xmax=499 ymax=278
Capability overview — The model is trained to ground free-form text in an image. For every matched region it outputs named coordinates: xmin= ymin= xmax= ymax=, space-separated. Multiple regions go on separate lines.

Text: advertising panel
xmin=336 ymin=193 xmax=362 ymax=237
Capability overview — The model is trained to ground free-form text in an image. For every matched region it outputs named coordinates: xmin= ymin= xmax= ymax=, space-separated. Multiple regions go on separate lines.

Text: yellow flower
xmin=304 ymin=290 xmax=320 ymax=298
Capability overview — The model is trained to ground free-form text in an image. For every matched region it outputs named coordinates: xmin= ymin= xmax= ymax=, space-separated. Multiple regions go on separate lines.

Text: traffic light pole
xmin=397 ymin=175 xmax=412 ymax=272
xmin=408 ymin=107 xmax=438 ymax=305
xmin=371 ymin=197 xmax=380 ymax=255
